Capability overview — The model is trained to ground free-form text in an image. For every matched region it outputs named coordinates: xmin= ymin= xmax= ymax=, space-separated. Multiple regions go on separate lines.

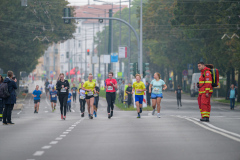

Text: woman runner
xmin=79 ymin=82 xmax=86 ymax=117
xmin=83 ymin=74 xmax=96 ymax=119
xmin=56 ymin=73 xmax=69 ymax=120
xmin=149 ymin=72 xmax=167 ymax=118
xmin=105 ymin=72 xmax=118 ymax=119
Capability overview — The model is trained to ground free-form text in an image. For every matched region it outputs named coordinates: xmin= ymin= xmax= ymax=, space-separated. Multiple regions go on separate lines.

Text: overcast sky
xmin=67 ymin=0 xmax=130 ymax=6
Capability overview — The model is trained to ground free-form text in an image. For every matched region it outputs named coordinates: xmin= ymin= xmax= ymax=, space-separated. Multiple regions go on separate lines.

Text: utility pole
xmin=140 ymin=0 xmax=143 ymax=75
xmin=108 ymin=9 xmax=113 ymax=72
xmin=104 ymin=9 xmax=107 ymax=80
xmin=128 ymin=0 xmax=131 ymax=82
xmin=92 ymin=23 xmax=95 ymax=76
xmin=85 ymin=28 xmax=87 ymax=80
xmin=119 ymin=0 xmax=122 ymax=72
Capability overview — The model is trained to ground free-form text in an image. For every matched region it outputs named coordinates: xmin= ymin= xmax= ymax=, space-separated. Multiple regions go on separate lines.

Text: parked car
xmin=190 ymin=73 xmax=201 ymax=97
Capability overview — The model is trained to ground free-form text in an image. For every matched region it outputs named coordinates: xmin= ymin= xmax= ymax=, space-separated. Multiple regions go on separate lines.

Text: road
xmin=0 ymin=80 xmax=240 ymax=160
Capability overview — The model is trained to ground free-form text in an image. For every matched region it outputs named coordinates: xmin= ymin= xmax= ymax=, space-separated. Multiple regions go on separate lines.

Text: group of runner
xmin=32 ymin=71 xmax=167 ymax=120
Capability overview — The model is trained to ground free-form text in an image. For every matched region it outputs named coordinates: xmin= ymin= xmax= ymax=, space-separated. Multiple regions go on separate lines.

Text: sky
xmin=67 ymin=0 xmax=130 ymax=6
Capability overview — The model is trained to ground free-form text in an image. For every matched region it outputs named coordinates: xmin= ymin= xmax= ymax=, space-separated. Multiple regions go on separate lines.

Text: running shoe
xmin=61 ymin=114 xmax=63 ymax=120
xmin=90 ymin=114 xmax=93 ymax=119
xmin=140 ymin=108 xmax=142 ymax=113
xmin=7 ymin=122 xmax=15 ymax=125
xmin=34 ymin=110 xmax=36 ymax=114
xmin=88 ymin=114 xmax=91 ymax=119
xmin=3 ymin=123 xmax=8 ymax=125
xmin=157 ymin=113 xmax=161 ymax=118
xmin=70 ymin=109 xmax=71 ymax=112
xmin=83 ymin=113 xmax=85 ymax=117
xmin=137 ymin=113 xmax=141 ymax=118
xmin=152 ymin=109 xmax=155 ymax=115
xmin=93 ymin=111 xmax=96 ymax=117
xmin=81 ymin=113 xmax=84 ymax=117
xmin=108 ymin=114 xmax=111 ymax=119
xmin=95 ymin=112 xmax=97 ymax=118
xmin=111 ymin=110 xmax=113 ymax=117
xmin=63 ymin=116 xmax=66 ymax=120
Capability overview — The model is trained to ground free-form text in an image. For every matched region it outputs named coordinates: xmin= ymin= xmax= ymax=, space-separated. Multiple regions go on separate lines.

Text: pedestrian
xmin=0 ymin=75 xmax=4 ymax=122
xmin=56 ymin=73 xmax=69 ymax=120
xmin=197 ymin=62 xmax=213 ymax=122
xmin=93 ymin=84 xmax=100 ymax=117
xmin=79 ymin=82 xmax=86 ymax=117
xmin=83 ymin=73 xmax=96 ymax=119
xmin=45 ymin=78 xmax=50 ymax=96
xmin=71 ymin=84 xmax=77 ymax=103
xmin=119 ymin=80 xmax=125 ymax=103
xmin=32 ymin=85 xmax=42 ymax=113
xmin=49 ymin=87 xmax=57 ymax=112
xmin=126 ymin=83 xmax=133 ymax=108
xmin=2 ymin=71 xmax=17 ymax=125
xmin=228 ymin=84 xmax=238 ymax=110
xmin=67 ymin=92 xmax=72 ymax=112
xmin=145 ymin=81 xmax=151 ymax=106
xmin=175 ymin=85 xmax=183 ymax=109
xmin=105 ymin=72 xmax=118 ymax=119
xmin=149 ymin=72 xmax=167 ymax=118
xmin=132 ymin=74 xmax=146 ymax=118
xmin=47 ymin=81 xmax=54 ymax=91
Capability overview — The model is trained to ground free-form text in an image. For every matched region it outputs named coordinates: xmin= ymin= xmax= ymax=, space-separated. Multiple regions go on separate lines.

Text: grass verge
xmin=213 ymin=98 xmax=240 ymax=105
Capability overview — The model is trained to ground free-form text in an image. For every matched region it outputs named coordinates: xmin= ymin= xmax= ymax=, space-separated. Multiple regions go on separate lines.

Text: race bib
xmin=94 ymin=93 xmax=98 ymax=97
xmin=80 ymin=96 xmax=85 ymax=99
xmin=61 ymin=88 xmax=66 ymax=92
xmin=52 ymin=95 xmax=56 ymax=98
xmin=87 ymin=91 xmax=93 ymax=96
xmin=73 ymin=91 xmax=76 ymax=93
xmin=136 ymin=90 xmax=142 ymax=94
xmin=153 ymin=88 xmax=159 ymax=93
xmin=108 ymin=86 xmax=113 ymax=90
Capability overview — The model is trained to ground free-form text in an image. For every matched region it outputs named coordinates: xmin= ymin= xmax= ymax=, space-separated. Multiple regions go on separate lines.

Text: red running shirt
xmin=105 ymin=79 xmax=117 ymax=92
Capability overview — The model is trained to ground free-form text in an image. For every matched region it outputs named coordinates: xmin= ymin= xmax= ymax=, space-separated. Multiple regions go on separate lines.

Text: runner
xmin=149 ymin=72 xmax=167 ymax=118
xmin=93 ymin=84 xmax=100 ymax=117
xmin=105 ymin=72 xmax=118 ymax=119
xmin=45 ymin=79 xmax=50 ymax=96
xmin=49 ymin=87 xmax=57 ymax=112
xmin=47 ymin=81 xmax=54 ymax=91
xmin=175 ymin=85 xmax=183 ymax=109
xmin=71 ymin=84 xmax=77 ymax=103
xmin=83 ymin=73 xmax=96 ymax=119
xmin=132 ymin=74 xmax=146 ymax=118
xmin=67 ymin=92 xmax=72 ymax=112
xmin=32 ymin=85 xmax=42 ymax=114
xmin=56 ymin=73 xmax=69 ymax=120
xmin=79 ymin=82 xmax=86 ymax=117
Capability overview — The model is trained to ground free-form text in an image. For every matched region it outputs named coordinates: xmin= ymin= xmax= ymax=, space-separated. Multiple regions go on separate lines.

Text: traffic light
xmin=66 ymin=52 xmax=69 ymax=58
xmin=87 ymin=49 xmax=90 ymax=55
xmin=64 ymin=8 xmax=71 ymax=24
xmin=143 ymin=63 xmax=149 ymax=77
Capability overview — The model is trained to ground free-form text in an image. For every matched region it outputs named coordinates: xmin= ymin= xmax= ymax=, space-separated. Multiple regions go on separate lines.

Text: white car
xmin=190 ymin=73 xmax=201 ymax=97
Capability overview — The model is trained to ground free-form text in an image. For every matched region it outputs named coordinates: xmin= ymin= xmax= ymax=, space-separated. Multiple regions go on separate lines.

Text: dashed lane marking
xmin=60 ymin=135 xmax=66 ymax=137
xmin=17 ymin=111 xmax=22 ymax=115
xmin=56 ymin=137 xmax=63 ymax=140
xmin=63 ymin=132 xmax=69 ymax=134
xmin=41 ymin=146 xmax=52 ymax=149
xmin=33 ymin=151 xmax=44 ymax=156
xmin=49 ymin=141 xmax=58 ymax=145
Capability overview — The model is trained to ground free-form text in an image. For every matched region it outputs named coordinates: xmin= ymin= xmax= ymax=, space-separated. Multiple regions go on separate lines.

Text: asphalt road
xmin=0 ymin=80 xmax=240 ymax=160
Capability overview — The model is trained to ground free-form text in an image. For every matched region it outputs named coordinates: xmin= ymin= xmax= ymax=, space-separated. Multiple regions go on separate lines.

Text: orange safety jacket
xmin=198 ymin=67 xmax=213 ymax=95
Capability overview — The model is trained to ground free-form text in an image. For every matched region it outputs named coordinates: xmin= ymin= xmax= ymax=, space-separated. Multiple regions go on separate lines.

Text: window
xmin=78 ymin=40 xmax=81 ymax=48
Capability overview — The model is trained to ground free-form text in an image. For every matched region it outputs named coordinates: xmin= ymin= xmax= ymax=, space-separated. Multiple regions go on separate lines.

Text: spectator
xmin=146 ymin=81 xmax=151 ymax=106
xmin=228 ymin=84 xmax=238 ymax=110
xmin=0 ymin=75 xmax=4 ymax=122
xmin=125 ymin=83 xmax=133 ymax=108
xmin=3 ymin=71 xmax=17 ymax=125
xmin=119 ymin=80 xmax=125 ymax=103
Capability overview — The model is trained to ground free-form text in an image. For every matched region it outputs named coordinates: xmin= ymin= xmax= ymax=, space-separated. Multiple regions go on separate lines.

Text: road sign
xmin=188 ymin=69 xmax=193 ymax=76
xmin=103 ymin=55 xmax=110 ymax=63
xmin=118 ymin=47 xmax=127 ymax=58
xmin=187 ymin=64 xmax=193 ymax=70
xmin=111 ymin=53 xmax=118 ymax=63
xmin=182 ymin=70 xmax=188 ymax=76
xmin=117 ymin=72 xmax=123 ymax=78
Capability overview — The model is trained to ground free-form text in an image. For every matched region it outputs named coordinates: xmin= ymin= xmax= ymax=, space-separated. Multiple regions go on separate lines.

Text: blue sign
xmin=50 ymin=71 xmax=53 ymax=74
xmin=111 ymin=53 xmax=118 ymax=63
xmin=187 ymin=64 xmax=193 ymax=70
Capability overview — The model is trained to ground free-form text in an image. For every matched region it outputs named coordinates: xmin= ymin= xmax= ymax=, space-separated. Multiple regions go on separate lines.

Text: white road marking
xmin=41 ymin=146 xmax=52 ymax=149
xmin=17 ymin=111 xmax=22 ymax=115
xmin=63 ymin=132 xmax=69 ymax=134
xmin=69 ymin=127 xmax=74 ymax=129
xmin=72 ymin=109 xmax=75 ymax=112
xmin=56 ymin=137 xmax=63 ymax=140
xmin=72 ymin=125 xmax=76 ymax=127
xmin=33 ymin=151 xmax=44 ymax=156
xmin=45 ymin=111 xmax=48 ymax=113
xmin=49 ymin=141 xmax=58 ymax=145
xmin=60 ymin=135 xmax=66 ymax=137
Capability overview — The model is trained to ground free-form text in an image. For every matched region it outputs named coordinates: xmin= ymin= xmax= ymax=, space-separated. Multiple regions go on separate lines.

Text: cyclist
xmin=79 ymin=82 xmax=86 ymax=117
xmin=56 ymin=73 xmax=69 ymax=120
xmin=149 ymin=72 xmax=167 ymax=118
xmin=93 ymin=84 xmax=100 ymax=117
xmin=49 ymin=87 xmax=57 ymax=112
xmin=32 ymin=85 xmax=42 ymax=114
xmin=83 ymin=73 xmax=96 ymax=119
xmin=71 ymin=84 xmax=77 ymax=103
xmin=132 ymin=74 xmax=146 ymax=118
xmin=105 ymin=72 xmax=118 ymax=119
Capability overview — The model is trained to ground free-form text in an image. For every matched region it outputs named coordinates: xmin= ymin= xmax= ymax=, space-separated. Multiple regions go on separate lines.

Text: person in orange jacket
xmin=197 ymin=62 xmax=213 ymax=122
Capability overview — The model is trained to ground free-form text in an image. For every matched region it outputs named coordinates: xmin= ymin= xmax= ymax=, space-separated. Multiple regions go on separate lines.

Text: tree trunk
xmin=226 ymin=70 xmax=230 ymax=100
xmin=173 ymin=70 xmax=177 ymax=90
xmin=166 ymin=67 xmax=169 ymax=86
xmin=231 ymin=68 xmax=235 ymax=85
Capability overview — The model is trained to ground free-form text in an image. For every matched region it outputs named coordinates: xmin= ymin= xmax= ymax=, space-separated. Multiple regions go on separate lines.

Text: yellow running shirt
xmin=132 ymin=81 xmax=145 ymax=95
xmin=83 ymin=81 xmax=95 ymax=95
